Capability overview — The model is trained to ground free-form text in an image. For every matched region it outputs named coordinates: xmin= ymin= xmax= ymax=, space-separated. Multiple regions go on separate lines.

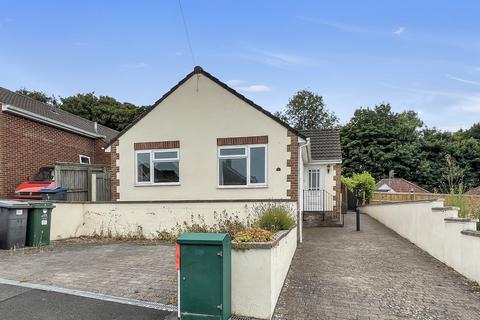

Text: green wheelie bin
xmin=26 ymin=202 xmax=55 ymax=246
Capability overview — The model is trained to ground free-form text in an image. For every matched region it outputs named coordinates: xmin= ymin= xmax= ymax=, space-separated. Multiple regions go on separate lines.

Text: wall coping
xmin=432 ymin=206 xmax=459 ymax=212
xmin=362 ymin=199 xmax=443 ymax=207
xmin=444 ymin=217 xmax=478 ymax=223
xmin=461 ymin=230 xmax=480 ymax=238
xmin=52 ymin=199 xmax=297 ymax=204
xmin=233 ymin=228 xmax=293 ymax=250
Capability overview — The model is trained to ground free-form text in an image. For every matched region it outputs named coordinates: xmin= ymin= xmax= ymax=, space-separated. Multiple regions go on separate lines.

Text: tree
xmin=341 ymin=104 xmax=423 ymax=184
xmin=16 ymin=88 xmax=58 ymax=105
xmin=276 ymin=90 xmax=338 ymax=129
xmin=440 ymin=154 xmax=465 ymax=194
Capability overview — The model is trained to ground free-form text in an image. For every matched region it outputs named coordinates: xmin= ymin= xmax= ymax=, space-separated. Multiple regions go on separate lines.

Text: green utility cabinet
xmin=177 ymin=233 xmax=231 ymax=320
xmin=26 ymin=202 xmax=55 ymax=247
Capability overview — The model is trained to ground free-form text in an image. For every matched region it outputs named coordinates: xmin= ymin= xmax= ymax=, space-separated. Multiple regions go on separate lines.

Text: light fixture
xmin=327 ymin=164 xmax=331 ymax=174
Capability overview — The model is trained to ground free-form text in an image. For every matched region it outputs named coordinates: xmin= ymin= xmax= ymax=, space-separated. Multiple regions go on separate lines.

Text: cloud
xmin=297 ymin=16 xmax=372 ymax=34
xmin=226 ymin=79 xmax=247 ymax=86
xmin=236 ymin=84 xmax=271 ymax=92
xmin=393 ymin=27 xmax=406 ymax=35
xmin=446 ymin=74 xmax=480 ymax=86
xmin=237 ymin=47 xmax=318 ymax=68
xmin=226 ymin=80 xmax=271 ymax=92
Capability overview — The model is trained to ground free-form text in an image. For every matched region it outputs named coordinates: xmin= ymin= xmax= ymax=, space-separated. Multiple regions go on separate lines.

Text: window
xmin=79 ymin=155 xmax=91 ymax=164
xmin=218 ymin=145 xmax=267 ymax=187
xmin=135 ymin=149 xmax=179 ymax=185
xmin=308 ymin=169 xmax=321 ymax=191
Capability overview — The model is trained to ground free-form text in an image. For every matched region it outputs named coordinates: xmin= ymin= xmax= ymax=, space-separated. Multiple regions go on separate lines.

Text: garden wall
xmin=50 ymin=200 xmax=297 ymax=240
xmin=360 ymin=200 xmax=480 ymax=284
xmin=232 ymin=228 xmax=297 ymax=319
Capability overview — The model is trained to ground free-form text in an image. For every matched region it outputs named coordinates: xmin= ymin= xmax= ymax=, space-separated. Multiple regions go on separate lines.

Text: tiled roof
xmin=0 ymin=86 xmax=118 ymax=143
xmin=299 ymin=129 xmax=342 ymax=161
xmin=465 ymin=186 xmax=480 ymax=196
xmin=376 ymin=178 xmax=431 ymax=193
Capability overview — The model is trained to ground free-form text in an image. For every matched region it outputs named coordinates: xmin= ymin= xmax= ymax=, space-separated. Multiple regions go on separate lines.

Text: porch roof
xmin=300 ymin=129 xmax=342 ymax=162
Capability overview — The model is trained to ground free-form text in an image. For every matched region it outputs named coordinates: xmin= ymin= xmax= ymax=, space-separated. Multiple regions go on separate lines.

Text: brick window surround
xmin=134 ymin=140 xmax=180 ymax=150
xmin=217 ymin=135 xmax=268 ymax=146
xmin=286 ymin=131 xmax=299 ymax=200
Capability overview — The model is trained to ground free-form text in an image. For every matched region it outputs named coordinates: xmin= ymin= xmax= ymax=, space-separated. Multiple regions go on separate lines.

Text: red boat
xmin=14 ymin=166 xmax=56 ymax=199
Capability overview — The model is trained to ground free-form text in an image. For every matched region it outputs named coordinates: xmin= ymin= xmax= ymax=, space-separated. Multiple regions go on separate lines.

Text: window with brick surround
xmin=135 ymin=149 xmax=180 ymax=185
xmin=218 ymin=145 xmax=267 ymax=187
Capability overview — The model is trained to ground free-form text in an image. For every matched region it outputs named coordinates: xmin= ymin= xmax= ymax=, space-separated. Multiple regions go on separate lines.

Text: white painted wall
xmin=50 ymin=201 xmax=297 ymax=240
xmin=116 ymin=74 xmax=293 ymax=201
xmin=360 ymin=201 xmax=480 ymax=284
xmin=232 ymin=228 xmax=297 ymax=319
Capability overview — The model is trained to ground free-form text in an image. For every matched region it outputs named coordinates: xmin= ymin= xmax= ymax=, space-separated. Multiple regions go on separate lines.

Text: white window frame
xmin=218 ymin=144 xmax=268 ymax=188
xmin=79 ymin=155 xmax=91 ymax=164
xmin=135 ymin=148 xmax=180 ymax=186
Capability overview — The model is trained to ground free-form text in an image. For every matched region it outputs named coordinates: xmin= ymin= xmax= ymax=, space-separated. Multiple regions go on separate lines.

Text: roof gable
xmin=108 ymin=66 xmax=305 ymax=146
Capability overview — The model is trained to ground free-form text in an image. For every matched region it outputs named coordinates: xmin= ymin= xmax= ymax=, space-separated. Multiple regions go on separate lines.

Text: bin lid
xmin=0 ymin=200 xmax=31 ymax=208
xmin=177 ymin=232 xmax=230 ymax=245
xmin=28 ymin=201 xmax=56 ymax=209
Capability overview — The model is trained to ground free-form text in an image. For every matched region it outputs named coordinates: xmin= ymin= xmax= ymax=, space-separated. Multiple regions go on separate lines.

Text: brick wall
xmin=333 ymin=164 xmax=342 ymax=219
xmin=0 ymin=112 xmax=110 ymax=198
xmin=286 ymin=130 xmax=299 ymax=200
xmin=110 ymin=140 xmax=120 ymax=201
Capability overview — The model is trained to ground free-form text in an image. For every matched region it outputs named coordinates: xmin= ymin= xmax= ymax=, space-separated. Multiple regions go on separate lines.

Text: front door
xmin=305 ymin=168 xmax=323 ymax=211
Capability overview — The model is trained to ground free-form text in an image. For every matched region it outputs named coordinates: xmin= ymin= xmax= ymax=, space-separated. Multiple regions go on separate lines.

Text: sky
xmin=1 ymin=0 xmax=479 ymax=131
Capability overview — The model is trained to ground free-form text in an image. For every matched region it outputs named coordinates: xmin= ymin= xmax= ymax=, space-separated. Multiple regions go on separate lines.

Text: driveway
xmin=273 ymin=213 xmax=480 ymax=319
xmin=0 ymin=239 xmax=177 ymax=305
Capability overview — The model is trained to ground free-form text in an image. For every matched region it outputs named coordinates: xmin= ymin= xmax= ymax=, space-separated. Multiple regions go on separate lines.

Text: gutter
xmin=1 ymin=104 xmax=106 ymax=139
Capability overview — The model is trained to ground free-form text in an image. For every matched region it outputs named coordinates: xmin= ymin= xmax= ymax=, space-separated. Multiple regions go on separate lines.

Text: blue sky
xmin=1 ymin=1 xmax=479 ymax=131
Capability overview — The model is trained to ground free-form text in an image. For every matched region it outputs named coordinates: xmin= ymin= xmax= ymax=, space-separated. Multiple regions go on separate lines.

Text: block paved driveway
xmin=273 ymin=213 xmax=480 ymax=320
xmin=0 ymin=239 xmax=178 ymax=305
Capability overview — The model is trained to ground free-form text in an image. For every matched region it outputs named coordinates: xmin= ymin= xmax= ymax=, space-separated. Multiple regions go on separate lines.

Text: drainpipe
xmin=298 ymin=137 xmax=311 ymax=244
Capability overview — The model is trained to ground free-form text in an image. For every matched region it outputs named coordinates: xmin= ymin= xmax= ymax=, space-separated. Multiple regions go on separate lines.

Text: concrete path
xmin=273 ymin=213 xmax=480 ymax=320
xmin=0 ymin=283 xmax=176 ymax=320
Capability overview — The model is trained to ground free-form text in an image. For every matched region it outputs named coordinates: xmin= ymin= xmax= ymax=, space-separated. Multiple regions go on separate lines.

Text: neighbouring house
xmin=376 ymin=178 xmax=430 ymax=193
xmin=107 ymin=66 xmax=343 ymax=226
xmin=0 ymin=87 xmax=118 ymax=198
xmin=465 ymin=186 xmax=480 ymax=196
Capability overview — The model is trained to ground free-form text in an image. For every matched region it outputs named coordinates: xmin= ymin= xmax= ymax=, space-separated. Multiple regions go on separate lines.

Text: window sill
xmin=217 ymin=185 xmax=268 ymax=189
xmin=135 ymin=183 xmax=181 ymax=187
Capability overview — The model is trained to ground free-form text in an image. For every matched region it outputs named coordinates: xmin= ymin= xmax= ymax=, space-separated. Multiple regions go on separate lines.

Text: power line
xmin=178 ymin=0 xmax=196 ymax=67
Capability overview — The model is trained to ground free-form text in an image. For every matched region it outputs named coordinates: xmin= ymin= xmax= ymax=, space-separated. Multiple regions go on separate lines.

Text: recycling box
xmin=176 ymin=233 xmax=231 ymax=320
xmin=26 ymin=202 xmax=55 ymax=247
xmin=0 ymin=200 xmax=31 ymax=250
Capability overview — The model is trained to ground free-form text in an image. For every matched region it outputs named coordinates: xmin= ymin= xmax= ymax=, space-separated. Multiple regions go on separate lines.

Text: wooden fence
xmin=55 ymin=163 xmax=111 ymax=201
xmin=372 ymin=192 xmax=480 ymax=219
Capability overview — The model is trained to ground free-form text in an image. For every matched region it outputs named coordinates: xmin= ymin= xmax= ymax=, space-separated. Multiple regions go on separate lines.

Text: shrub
xmin=234 ymin=228 xmax=273 ymax=243
xmin=257 ymin=206 xmax=295 ymax=232
xmin=342 ymin=172 xmax=376 ymax=204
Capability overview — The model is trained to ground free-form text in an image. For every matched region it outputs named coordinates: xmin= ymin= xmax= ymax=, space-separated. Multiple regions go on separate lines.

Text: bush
xmin=257 ymin=206 xmax=295 ymax=232
xmin=342 ymin=172 xmax=376 ymax=204
xmin=234 ymin=228 xmax=273 ymax=243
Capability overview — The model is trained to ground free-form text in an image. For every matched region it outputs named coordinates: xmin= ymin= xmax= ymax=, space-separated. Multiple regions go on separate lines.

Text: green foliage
xmin=256 ymin=205 xmax=295 ymax=232
xmin=60 ymin=93 xmax=148 ymax=131
xmin=341 ymin=104 xmax=480 ymax=192
xmin=276 ymin=90 xmax=338 ymax=129
xmin=342 ymin=172 xmax=376 ymax=204
xmin=234 ymin=228 xmax=273 ymax=243
xmin=15 ymin=89 xmax=147 ymax=131
xmin=16 ymin=88 xmax=58 ymax=105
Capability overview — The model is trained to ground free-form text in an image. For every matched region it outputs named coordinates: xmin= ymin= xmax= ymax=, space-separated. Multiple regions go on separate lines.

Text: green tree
xmin=60 ymin=93 xmax=147 ymax=131
xmin=276 ymin=90 xmax=338 ymax=129
xmin=16 ymin=88 xmax=58 ymax=105
xmin=341 ymin=104 xmax=423 ymax=184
